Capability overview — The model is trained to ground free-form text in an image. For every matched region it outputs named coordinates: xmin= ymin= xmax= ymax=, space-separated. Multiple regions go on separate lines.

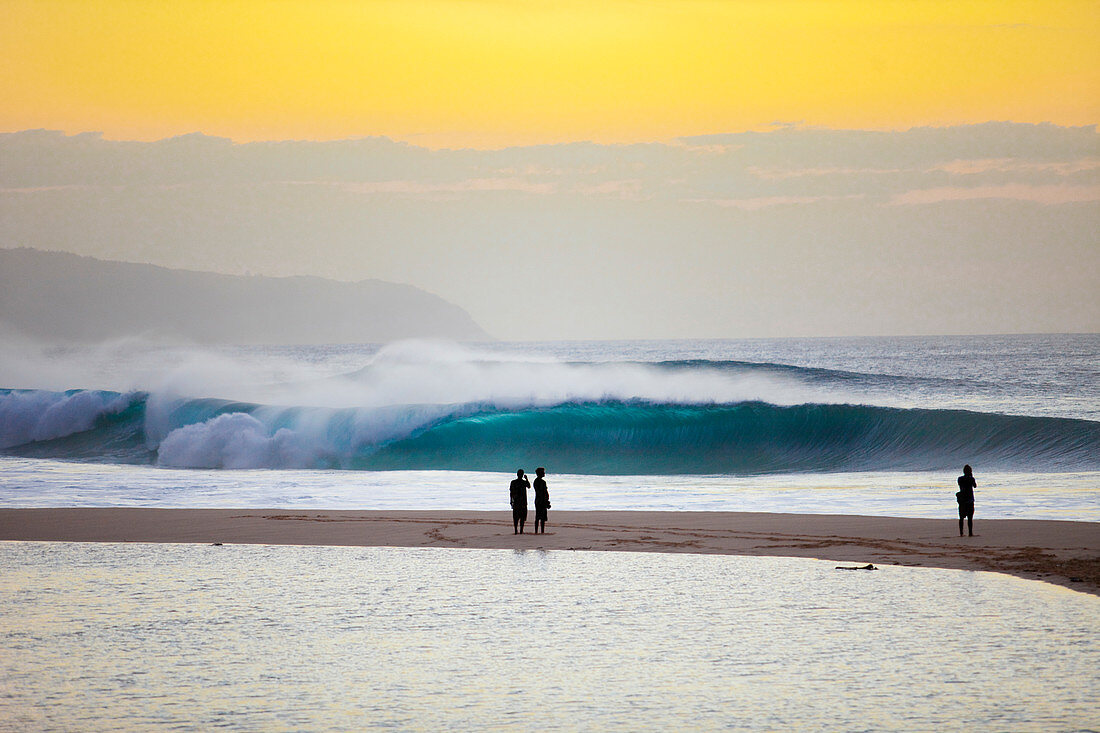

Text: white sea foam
xmin=287 ymin=340 xmax=847 ymax=410
xmin=156 ymin=412 xmax=317 ymax=469
xmin=136 ymin=339 xmax=856 ymax=469
xmin=0 ymin=389 xmax=136 ymax=449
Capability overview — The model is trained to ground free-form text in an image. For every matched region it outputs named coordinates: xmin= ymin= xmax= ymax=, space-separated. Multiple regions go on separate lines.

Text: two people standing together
xmin=509 ymin=467 xmax=550 ymax=534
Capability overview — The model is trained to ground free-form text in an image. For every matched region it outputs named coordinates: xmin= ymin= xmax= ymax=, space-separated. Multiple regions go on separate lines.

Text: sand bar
xmin=2 ymin=508 xmax=1098 ymax=594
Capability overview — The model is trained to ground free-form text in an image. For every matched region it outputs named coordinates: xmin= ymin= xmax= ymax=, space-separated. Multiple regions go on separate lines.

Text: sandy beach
xmin=2 ymin=508 xmax=1097 ymax=594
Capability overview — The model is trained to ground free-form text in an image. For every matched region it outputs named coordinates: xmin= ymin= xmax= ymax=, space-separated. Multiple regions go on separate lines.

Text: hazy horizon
xmin=2 ymin=122 xmax=1097 ymax=340
xmin=3 ymin=244 xmax=1099 ymax=342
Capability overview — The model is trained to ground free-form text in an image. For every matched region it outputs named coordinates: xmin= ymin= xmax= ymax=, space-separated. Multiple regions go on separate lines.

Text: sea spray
xmin=2 ymin=338 xmax=1098 ymax=474
xmin=0 ymin=389 xmax=139 ymax=449
xmin=157 ymin=412 xmax=316 ymax=469
xmin=3 ymin=391 xmax=1098 ymax=474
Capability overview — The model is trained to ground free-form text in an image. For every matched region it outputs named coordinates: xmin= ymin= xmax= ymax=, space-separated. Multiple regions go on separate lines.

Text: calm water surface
xmin=2 ymin=543 xmax=1097 ymax=731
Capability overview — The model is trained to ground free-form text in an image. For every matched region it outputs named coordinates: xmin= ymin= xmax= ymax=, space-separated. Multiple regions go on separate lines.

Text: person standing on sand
xmin=509 ymin=469 xmax=530 ymax=534
xmin=533 ymin=467 xmax=550 ymax=534
xmin=957 ymin=464 xmax=976 ymax=537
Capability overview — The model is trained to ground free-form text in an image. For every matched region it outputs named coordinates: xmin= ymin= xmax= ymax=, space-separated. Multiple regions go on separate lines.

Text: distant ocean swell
xmin=2 ymin=388 xmax=1097 ymax=475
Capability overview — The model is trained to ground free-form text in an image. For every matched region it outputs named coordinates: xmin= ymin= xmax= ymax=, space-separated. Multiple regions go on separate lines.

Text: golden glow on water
xmin=2 ymin=543 xmax=1097 ymax=730
xmin=2 ymin=0 xmax=1097 ymax=147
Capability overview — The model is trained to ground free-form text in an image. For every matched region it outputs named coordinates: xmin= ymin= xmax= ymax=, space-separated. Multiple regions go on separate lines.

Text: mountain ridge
xmin=0 ymin=248 xmax=490 ymax=344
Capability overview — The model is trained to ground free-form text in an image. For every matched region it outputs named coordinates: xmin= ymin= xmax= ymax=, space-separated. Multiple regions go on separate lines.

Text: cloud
xmin=677 ymin=122 xmax=1099 ymax=168
xmin=928 ymin=158 xmax=1100 ymax=176
xmin=748 ymin=167 xmax=905 ymax=180
xmin=685 ymin=195 xmax=865 ymax=210
xmin=0 ymin=185 xmax=100 ymax=194
xmin=2 ymin=123 xmax=1097 ymax=338
xmin=3 ymin=123 xmax=1097 ymax=202
xmin=337 ymin=178 xmax=556 ymax=195
xmin=887 ymin=184 xmax=1100 ymax=206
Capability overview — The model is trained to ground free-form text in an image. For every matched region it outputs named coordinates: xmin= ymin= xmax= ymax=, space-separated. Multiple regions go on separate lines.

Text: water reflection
xmin=1 ymin=542 xmax=1097 ymax=731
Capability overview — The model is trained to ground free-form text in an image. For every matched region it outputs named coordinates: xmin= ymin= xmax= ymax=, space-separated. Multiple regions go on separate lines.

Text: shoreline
xmin=2 ymin=508 xmax=1097 ymax=595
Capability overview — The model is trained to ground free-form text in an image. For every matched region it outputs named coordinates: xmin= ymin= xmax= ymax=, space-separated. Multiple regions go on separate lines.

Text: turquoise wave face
xmin=353 ymin=401 xmax=1100 ymax=474
xmin=0 ymin=391 xmax=152 ymax=463
xmin=3 ymin=389 xmax=1098 ymax=474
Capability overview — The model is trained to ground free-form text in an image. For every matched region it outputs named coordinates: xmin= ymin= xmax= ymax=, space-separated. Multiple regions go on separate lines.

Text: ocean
xmin=1 ymin=334 xmax=1097 ymax=518
xmin=3 ymin=335 xmax=1098 ymax=730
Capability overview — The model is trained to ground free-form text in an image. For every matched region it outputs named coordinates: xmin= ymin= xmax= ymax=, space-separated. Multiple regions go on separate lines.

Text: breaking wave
xmin=2 ymin=388 xmax=1097 ymax=475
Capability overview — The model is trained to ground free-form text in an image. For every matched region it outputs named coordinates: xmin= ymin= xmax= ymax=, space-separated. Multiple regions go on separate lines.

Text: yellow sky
xmin=2 ymin=0 xmax=1097 ymax=148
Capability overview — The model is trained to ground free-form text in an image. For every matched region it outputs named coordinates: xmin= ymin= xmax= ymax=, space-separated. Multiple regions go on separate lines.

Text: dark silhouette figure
xmin=957 ymin=464 xmax=976 ymax=536
xmin=509 ymin=469 xmax=530 ymax=534
xmin=533 ymin=467 xmax=550 ymax=534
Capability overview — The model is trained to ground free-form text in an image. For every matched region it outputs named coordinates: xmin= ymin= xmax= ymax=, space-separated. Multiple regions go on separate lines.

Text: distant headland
xmin=0 ymin=248 xmax=490 ymax=344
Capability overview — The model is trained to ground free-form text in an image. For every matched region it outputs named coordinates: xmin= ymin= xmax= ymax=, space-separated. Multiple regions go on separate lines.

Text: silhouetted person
xmin=509 ymin=469 xmax=530 ymax=534
xmin=957 ymin=464 xmax=976 ymax=536
xmin=533 ymin=466 xmax=550 ymax=534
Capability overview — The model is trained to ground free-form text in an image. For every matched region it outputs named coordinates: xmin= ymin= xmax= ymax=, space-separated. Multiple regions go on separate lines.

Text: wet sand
xmin=2 ymin=508 xmax=1097 ymax=594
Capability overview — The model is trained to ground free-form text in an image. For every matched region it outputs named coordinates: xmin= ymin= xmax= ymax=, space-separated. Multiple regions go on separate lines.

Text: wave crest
xmin=3 ymin=389 xmax=1097 ymax=475
xmin=0 ymin=389 xmax=139 ymax=449
xmin=157 ymin=412 xmax=320 ymax=469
